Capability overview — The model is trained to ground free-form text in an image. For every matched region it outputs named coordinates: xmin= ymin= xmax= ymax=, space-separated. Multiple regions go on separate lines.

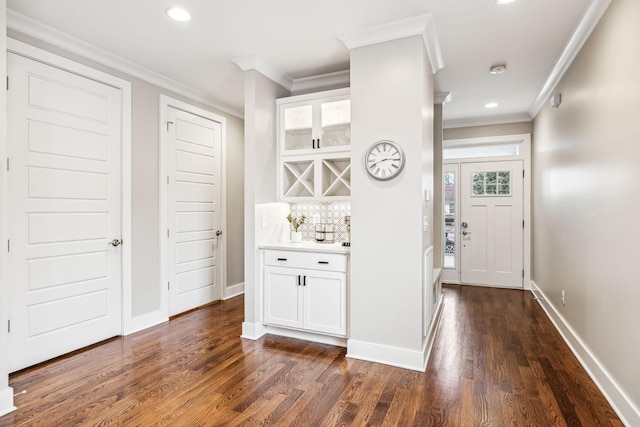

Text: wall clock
xmin=365 ymin=140 xmax=405 ymax=181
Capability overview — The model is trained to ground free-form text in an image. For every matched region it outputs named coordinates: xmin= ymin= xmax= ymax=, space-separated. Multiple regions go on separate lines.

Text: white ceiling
xmin=6 ymin=0 xmax=601 ymax=127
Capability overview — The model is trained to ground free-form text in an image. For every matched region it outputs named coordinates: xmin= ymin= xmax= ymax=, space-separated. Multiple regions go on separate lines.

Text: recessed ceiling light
xmin=166 ymin=7 xmax=191 ymax=22
xmin=489 ymin=64 xmax=507 ymax=75
xmin=485 ymin=102 xmax=499 ymax=109
xmin=495 ymin=0 xmax=517 ymax=4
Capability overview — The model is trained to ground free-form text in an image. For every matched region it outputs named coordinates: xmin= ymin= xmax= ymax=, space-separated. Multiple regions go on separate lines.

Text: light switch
xmin=423 ymin=216 xmax=429 ymax=232
xmin=261 ymin=214 xmax=267 ymax=228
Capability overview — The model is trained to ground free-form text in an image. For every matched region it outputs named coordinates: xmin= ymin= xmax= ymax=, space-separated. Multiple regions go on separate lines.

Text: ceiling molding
xmin=6 ymin=9 xmax=244 ymax=119
xmin=291 ymin=70 xmax=350 ymax=93
xmin=443 ymin=112 xmax=532 ymax=130
xmin=434 ymin=92 xmax=451 ymax=105
xmin=231 ymin=55 xmax=294 ymax=91
xmin=336 ymin=13 xmax=444 ymax=74
xmin=528 ymin=0 xmax=612 ymax=118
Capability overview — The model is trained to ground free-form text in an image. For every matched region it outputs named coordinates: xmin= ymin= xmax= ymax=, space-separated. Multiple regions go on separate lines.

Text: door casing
xmin=441 ymin=133 xmax=531 ymax=289
xmin=2 ymin=39 xmax=134 ymax=334
xmin=159 ymin=95 xmax=227 ymax=317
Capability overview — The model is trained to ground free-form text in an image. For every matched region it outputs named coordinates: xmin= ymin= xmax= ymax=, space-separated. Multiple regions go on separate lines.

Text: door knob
xmin=462 ymin=231 xmax=471 ymax=236
xmin=216 ymin=230 xmax=222 ymax=236
xmin=109 ymin=239 xmax=122 ymax=246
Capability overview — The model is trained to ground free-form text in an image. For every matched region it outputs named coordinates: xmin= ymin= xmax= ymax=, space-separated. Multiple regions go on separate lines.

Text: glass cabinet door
xmin=283 ymin=104 xmax=313 ymax=151
xmin=320 ymin=99 xmax=350 ymax=149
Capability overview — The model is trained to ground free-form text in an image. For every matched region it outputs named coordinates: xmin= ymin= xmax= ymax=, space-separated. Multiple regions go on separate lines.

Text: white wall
xmin=348 ymin=35 xmax=434 ymax=370
xmin=241 ymin=70 xmax=289 ymax=338
xmin=532 ymin=0 xmax=640 ymax=423
xmin=0 ymin=0 xmax=16 ymax=417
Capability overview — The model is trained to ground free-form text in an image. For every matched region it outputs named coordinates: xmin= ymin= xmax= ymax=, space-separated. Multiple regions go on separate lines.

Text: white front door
xmin=460 ymin=161 xmax=523 ymax=288
xmin=7 ymin=53 xmax=123 ymax=371
xmin=167 ymin=106 xmax=222 ymax=315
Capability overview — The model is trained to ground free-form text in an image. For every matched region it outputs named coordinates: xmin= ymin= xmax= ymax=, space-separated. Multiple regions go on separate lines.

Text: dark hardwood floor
xmin=0 ymin=285 xmax=622 ymax=426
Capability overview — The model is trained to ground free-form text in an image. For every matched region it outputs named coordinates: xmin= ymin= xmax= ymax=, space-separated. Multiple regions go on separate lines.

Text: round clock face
xmin=365 ymin=140 xmax=405 ymax=181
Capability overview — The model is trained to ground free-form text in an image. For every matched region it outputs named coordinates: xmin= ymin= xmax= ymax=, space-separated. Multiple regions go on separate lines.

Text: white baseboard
xmin=241 ymin=322 xmax=267 ymax=340
xmin=123 ymin=310 xmax=168 ymax=336
xmin=264 ymin=326 xmax=347 ymax=347
xmin=223 ymin=282 xmax=244 ymax=300
xmin=0 ymin=387 xmax=16 ymax=417
xmin=347 ymin=339 xmax=427 ymax=372
xmin=531 ymin=281 xmax=640 ymax=426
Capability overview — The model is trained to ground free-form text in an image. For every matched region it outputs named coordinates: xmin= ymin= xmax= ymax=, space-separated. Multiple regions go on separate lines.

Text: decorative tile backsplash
xmin=289 ymin=201 xmax=351 ymax=243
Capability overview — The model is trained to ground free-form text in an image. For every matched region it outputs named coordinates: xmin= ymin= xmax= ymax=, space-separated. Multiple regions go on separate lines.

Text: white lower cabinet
xmin=263 ymin=250 xmax=347 ymax=337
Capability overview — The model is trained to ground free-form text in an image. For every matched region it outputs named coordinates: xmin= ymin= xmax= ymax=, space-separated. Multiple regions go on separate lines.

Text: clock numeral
xmin=392 ymin=164 xmax=399 ymax=169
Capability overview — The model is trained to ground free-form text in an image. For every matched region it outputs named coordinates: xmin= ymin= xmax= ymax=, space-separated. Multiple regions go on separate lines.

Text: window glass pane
xmin=443 ymin=171 xmax=456 ymax=269
xmin=443 ymin=143 xmax=520 ymax=160
xmin=471 ymin=170 xmax=511 ymax=197
xmin=472 ymin=172 xmax=484 ymax=195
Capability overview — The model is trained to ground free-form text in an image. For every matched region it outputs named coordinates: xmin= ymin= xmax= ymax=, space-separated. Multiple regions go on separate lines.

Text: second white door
xmin=167 ymin=106 xmax=223 ymax=315
xmin=460 ymin=160 xmax=523 ymax=288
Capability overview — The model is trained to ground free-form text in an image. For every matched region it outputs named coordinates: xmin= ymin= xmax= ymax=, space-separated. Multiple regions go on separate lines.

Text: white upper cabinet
xmin=277 ymin=88 xmax=351 ymax=201
xmin=278 ymin=88 xmax=350 ymax=155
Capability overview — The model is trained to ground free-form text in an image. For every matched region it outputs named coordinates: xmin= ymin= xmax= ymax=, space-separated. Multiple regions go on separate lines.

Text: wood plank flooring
xmin=0 ymin=285 xmax=623 ymax=426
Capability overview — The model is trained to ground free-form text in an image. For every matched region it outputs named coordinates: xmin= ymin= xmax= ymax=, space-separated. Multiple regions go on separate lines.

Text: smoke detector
xmin=489 ymin=64 xmax=507 ymax=75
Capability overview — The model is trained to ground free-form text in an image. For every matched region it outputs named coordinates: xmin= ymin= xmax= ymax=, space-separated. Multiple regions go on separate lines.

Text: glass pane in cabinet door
xmin=321 ymin=99 xmax=350 ymax=148
xmin=284 ymin=105 xmax=313 ymax=151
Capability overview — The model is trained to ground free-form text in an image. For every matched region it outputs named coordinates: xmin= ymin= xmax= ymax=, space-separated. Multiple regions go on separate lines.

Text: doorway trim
xmin=4 ymin=38 xmax=133 ymax=330
xmin=158 ymin=95 xmax=227 ymax=317
xmin=442 ymin=133 xmax=531 ymax=289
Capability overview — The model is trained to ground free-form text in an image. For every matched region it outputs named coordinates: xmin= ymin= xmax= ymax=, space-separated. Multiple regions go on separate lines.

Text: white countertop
xmin=259 ymin=241 xmax=350 ymax=254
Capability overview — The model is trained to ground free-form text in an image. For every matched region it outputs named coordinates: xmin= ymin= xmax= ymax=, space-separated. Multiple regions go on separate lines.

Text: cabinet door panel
xmin=264 ymin=267 xmax=303 ymax=329
xmin=303 ymin=271 xmax=347 ymax=336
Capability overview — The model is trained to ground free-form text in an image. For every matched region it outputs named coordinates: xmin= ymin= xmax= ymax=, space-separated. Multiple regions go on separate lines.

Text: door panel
xmin=460 ymin=161 xmax=523 ymax=288
xmin=263 ymin=267 xmax=302 ymax=329
xmin=8 ymin=53 xmax=123 ymax=372
xmin=303 ymin=271 xmax=347 ymax=336
xmin=168 ymin=107 xmax=222 ymax=315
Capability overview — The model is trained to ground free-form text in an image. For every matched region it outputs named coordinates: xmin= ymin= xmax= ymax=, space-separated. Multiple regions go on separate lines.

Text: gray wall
xmin=8 ymin=31 xmax=245 ymax=317
xmin=532 ymin=0 xmax=640 ymax=414
xmin=444 ymin=121 xmax=532 ymax=140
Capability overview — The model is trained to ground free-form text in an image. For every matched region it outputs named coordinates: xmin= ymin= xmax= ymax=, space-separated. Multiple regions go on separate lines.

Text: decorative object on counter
xmin=342 ymin=215 xmax=351 ymax=247
xmin=314 ymin=224 xmax=335 ymax=244
xmin=287 ymin=213 xmax=306 ymax=243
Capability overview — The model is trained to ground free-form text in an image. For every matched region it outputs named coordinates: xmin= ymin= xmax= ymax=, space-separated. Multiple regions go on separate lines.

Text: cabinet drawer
xmin=263 ymin=250 xmax=347 ymax=272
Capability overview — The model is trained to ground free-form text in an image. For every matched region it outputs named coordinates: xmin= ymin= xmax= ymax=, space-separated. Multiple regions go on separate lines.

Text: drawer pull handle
xmin=297 ymin=275 xmax=301 ymax=286
xmin=276 ymin=258 xmax=287 ymax=261
xmin=303 ymin=276 xmax=307 ymax=286
xmin=318 ymin=261 xmax=329 ymax=265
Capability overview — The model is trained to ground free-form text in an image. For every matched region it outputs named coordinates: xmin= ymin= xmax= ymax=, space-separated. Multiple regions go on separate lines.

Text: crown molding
xmin=443 ymin=112 xmax=532 ymax=130
xmin=434 ymin=92 xmax=451 ymax=105
xmin=231 ymin=55 xmax=293 ymax=91
xmin=290 ymin=70 xmax=350 ymax=93
xmin=528 ymin=0 xmax=612 ymax=118
xmin=337 ymin=13 xmax=444 ymax=74
xmin=6 ymin=9 xmax=244 ymax=118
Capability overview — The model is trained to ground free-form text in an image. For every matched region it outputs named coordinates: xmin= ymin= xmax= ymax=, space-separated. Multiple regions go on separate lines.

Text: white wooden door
xmin=167 ymin=107 xmax=222 ymax=315
xmin=263 ymin=267 xmax=303 ymax=329
xmin=460 ymin=161 xmax=523 ymax=288
xmin=7 ymin=53 xmax=123 ymax=372
xmin=303 ymin=271 xmax=347 ymax=336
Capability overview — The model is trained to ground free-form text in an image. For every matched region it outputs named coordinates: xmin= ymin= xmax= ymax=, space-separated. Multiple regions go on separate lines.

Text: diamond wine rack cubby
xmin=282 ymin=160 xmax=314 ymax=198
xmin=321 ymin=158 xmax=351 ymax=198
